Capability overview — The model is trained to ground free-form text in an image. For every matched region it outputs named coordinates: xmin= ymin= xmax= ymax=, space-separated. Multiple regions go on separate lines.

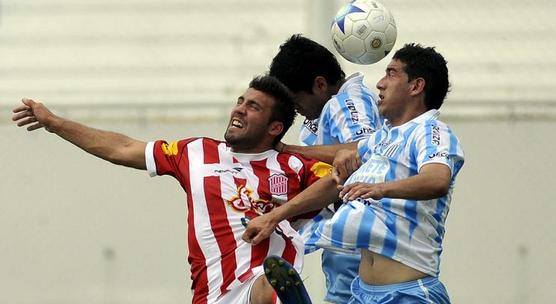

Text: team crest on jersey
xmin=226 ymin=185 xmax=277 ymax=214
xmin=382 ymin=143 xmax=400 ymax=158
xmin=268 ymin=174 xmax=288 ymax=196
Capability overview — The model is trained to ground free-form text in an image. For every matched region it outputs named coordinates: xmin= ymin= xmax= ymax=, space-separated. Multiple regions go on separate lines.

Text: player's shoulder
xmin=278 ymin=150 xmax=331 ymax=172
xmin=199 ymin=137 xmax=225 ymax=145
xmin=278 ymin=150 xmax=308 ymax=161
xmin=418 ymin=117 xmax=453 ymax=133
xmin=411 ymin=117 xmax=462 ymax=145
xmin=163 ymin=137 xmax=225 ymax=149
xmin=278 ymin=150 xmax=319 ymax=165
xmin=329 ymin=87 xmax=377 ymax=108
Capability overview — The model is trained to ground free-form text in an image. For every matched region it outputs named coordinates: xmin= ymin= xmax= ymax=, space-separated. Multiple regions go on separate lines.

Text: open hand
xmin=339 ymin=182 xmax=385 ymax=202
xmin=12 ymin=98 xmax=58 ymax=132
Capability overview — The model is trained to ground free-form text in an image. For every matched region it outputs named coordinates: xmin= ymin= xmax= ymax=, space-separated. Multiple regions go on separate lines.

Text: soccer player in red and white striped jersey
xmin=13 ymin=75 xmax=338 ymax=304
xmin=146 ymin=136 xmax=328 ymax=303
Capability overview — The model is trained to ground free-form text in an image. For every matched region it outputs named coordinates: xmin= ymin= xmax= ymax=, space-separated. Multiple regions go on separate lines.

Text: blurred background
xmin=1 ymin=0 xmax=555 ymax=303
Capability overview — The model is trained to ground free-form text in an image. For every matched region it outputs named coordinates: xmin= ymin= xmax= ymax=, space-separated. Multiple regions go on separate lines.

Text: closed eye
xmin=246 ymin=100 xmax=262 ymax=111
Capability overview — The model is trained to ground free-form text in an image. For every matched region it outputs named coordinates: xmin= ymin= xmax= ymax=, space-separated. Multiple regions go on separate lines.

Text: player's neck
xmin=337 ymin=78 xmax=346 ymax=89
xmin=389 ymin=108 xmax=428 ymax=127
xmin=329 ymin=79 xmax=345 ymax=96
xmin=388 ymin=99 xmax=428 ymax=127
xmin=230 ymin=145 xmax=274 ymax=154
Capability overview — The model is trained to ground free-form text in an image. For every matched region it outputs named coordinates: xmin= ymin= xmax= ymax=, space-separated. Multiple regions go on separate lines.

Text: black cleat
xmin=263 ymin=255 xmax=312 ymax=304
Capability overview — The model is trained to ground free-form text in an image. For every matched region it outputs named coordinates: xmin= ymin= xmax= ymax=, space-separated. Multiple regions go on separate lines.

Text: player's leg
xmin=249 ymin=275 xmax=278 ymax=304
xmin=216 ymin=266 xmax=275 ymax=304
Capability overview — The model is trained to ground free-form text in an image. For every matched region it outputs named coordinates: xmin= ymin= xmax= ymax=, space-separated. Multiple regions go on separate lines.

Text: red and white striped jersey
xmin=145 ymin=137 xmax=330 ymax=304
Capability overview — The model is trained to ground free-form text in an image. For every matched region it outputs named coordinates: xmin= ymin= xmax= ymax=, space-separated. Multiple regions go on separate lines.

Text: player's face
xmin=292 ymin=91 xmax=327 ymax=120
xmin=376 ymin=59 xmax=412 ymax=123
xmin=224 ymin=88 xmax=277 ymax=152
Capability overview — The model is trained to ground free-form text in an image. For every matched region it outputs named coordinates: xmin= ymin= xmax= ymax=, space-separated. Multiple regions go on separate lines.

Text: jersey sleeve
xmin=327 ymin=93 xmax=381 ymax=144
xmin=414 ymin=122 xmax=465 ymax=178
xmin=145 ymin=138 xmax=197 ymax=179
xmin=301 ymin=158 xmax=332 ymax=188
xmin=287 ymin=155 xmax=333 ymax=223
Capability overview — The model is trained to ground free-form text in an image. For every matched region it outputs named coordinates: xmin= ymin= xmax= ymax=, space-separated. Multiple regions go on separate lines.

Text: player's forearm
xmin=381 ymin=164 xmax=451 ymax=200
xmin=49 ymin=116 xmax=147 ymax=169
xmin=272 ymin=175 xmax=340 ymax=221
xmin=283 ymin=142 xmax=358 ymax=164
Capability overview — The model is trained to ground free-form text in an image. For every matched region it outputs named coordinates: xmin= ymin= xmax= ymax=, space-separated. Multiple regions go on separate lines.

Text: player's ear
xmin=268 ymin=121 xmax=284 ymax=137
xmin=312 ymin=76 xmax=328 ymax=95
xmin=409 ymin=77 xmax=425 ymax=96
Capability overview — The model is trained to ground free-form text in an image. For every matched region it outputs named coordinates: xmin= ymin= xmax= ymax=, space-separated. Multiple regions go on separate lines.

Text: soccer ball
xmin=331 ymin=0 xmax=397 ymax=65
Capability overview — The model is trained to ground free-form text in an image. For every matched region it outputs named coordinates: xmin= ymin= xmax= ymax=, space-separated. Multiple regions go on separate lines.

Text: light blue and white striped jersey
xmin=298 ymin=72 xmax=382 ymax=254
xmin=309 ymin=110 xmax=465 ymax=276
xmin=299 ymin=72 xmax=382 ymax=146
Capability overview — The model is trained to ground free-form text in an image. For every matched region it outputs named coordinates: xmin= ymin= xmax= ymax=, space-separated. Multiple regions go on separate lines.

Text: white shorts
xmin=214 ymin=266 xmax=281 ymax=304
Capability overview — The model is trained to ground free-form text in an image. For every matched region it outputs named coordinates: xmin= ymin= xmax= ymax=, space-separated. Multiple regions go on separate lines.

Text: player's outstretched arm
xmin=242 ymin=175 xmax=339 ymax=245
xmin=12 ymin=98 xmax=147 ymax=170
xmin=279 ymin=141 xmax=358 ymax=164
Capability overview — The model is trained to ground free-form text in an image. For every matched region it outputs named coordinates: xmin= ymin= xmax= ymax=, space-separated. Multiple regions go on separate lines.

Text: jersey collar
xmin=337 ymin=72 xmax=364 ymax=94
xmin=384 ymin=109 xmax=440 ymax=130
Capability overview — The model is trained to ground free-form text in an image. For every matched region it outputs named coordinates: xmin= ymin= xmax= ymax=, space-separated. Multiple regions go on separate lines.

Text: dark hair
xmin=248 ymin=75 xmax=297 ymax=144
xmin=393 ymin=43 xmax=450 ymax=110
xmin=269 ymin=34 xmax=345 ymax=93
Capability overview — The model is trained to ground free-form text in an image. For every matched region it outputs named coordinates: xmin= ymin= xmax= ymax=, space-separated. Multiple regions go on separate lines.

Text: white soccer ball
xmin=331 ymin=0 xmax=397 ymax=65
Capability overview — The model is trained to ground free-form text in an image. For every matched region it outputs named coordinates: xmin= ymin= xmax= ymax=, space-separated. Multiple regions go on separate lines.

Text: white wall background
xmin=1 ymin=0 xmax=556 ymax=303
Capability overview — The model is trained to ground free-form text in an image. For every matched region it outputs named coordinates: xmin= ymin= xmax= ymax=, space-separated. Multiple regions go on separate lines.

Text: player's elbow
xmin=419 ymin=164 xmax=451 ymax=199
xmin=431 ymin=182 xmax=450 ymax=198
xmin=428 ymin=177 xmax=450 ymax=198
xmin=106 ymin=141 xmax=146 ymax=169
xmin=102 ymin=149 xmax=130 ymax=167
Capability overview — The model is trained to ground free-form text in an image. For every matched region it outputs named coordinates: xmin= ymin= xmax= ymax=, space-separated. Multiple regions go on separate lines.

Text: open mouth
xmin=230 ymin=118 xmax=244 ymax=129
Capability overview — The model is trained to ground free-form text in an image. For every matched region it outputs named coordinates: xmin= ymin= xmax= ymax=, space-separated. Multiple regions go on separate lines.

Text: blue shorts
xmin=321 ymin=250 xmax=360 ymax=303
xmin=348 ymin=276 xmax=451 ymax=304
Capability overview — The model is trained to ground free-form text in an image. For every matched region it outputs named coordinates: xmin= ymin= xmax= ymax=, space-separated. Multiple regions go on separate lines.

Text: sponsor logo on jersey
xmin=359 ymin=198 xmax=380 ymax=207
xmin=346 ymin=100 xmax=359 ymax=123
xmin=226 ymin=185 xmax=277 ymax=214
xmin=303 ymin=119 xmax=318 ymax=134
xmin=214 ymin=167 xmax=243 ymax=175
xmin=428 ymin=151 xmax=449 ymax=160
xmin=378 ymin=139 xmax=392 ymax=147
xmin=161 ymin=141 xmax=179 ymax=156
xmin=431 ymin=125 xmax=441 ymax=145
xmin=310 ymin=162 xmax=332 ymax=178
xmin=356 ymin=127 xmax=375 ymax=136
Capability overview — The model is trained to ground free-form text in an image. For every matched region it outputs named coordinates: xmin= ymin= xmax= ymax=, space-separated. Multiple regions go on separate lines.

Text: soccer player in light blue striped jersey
xmin=268 ymin=34 xmax=383 ymax=304
xmin=244 ymin=43 xmax=464 ymax=304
